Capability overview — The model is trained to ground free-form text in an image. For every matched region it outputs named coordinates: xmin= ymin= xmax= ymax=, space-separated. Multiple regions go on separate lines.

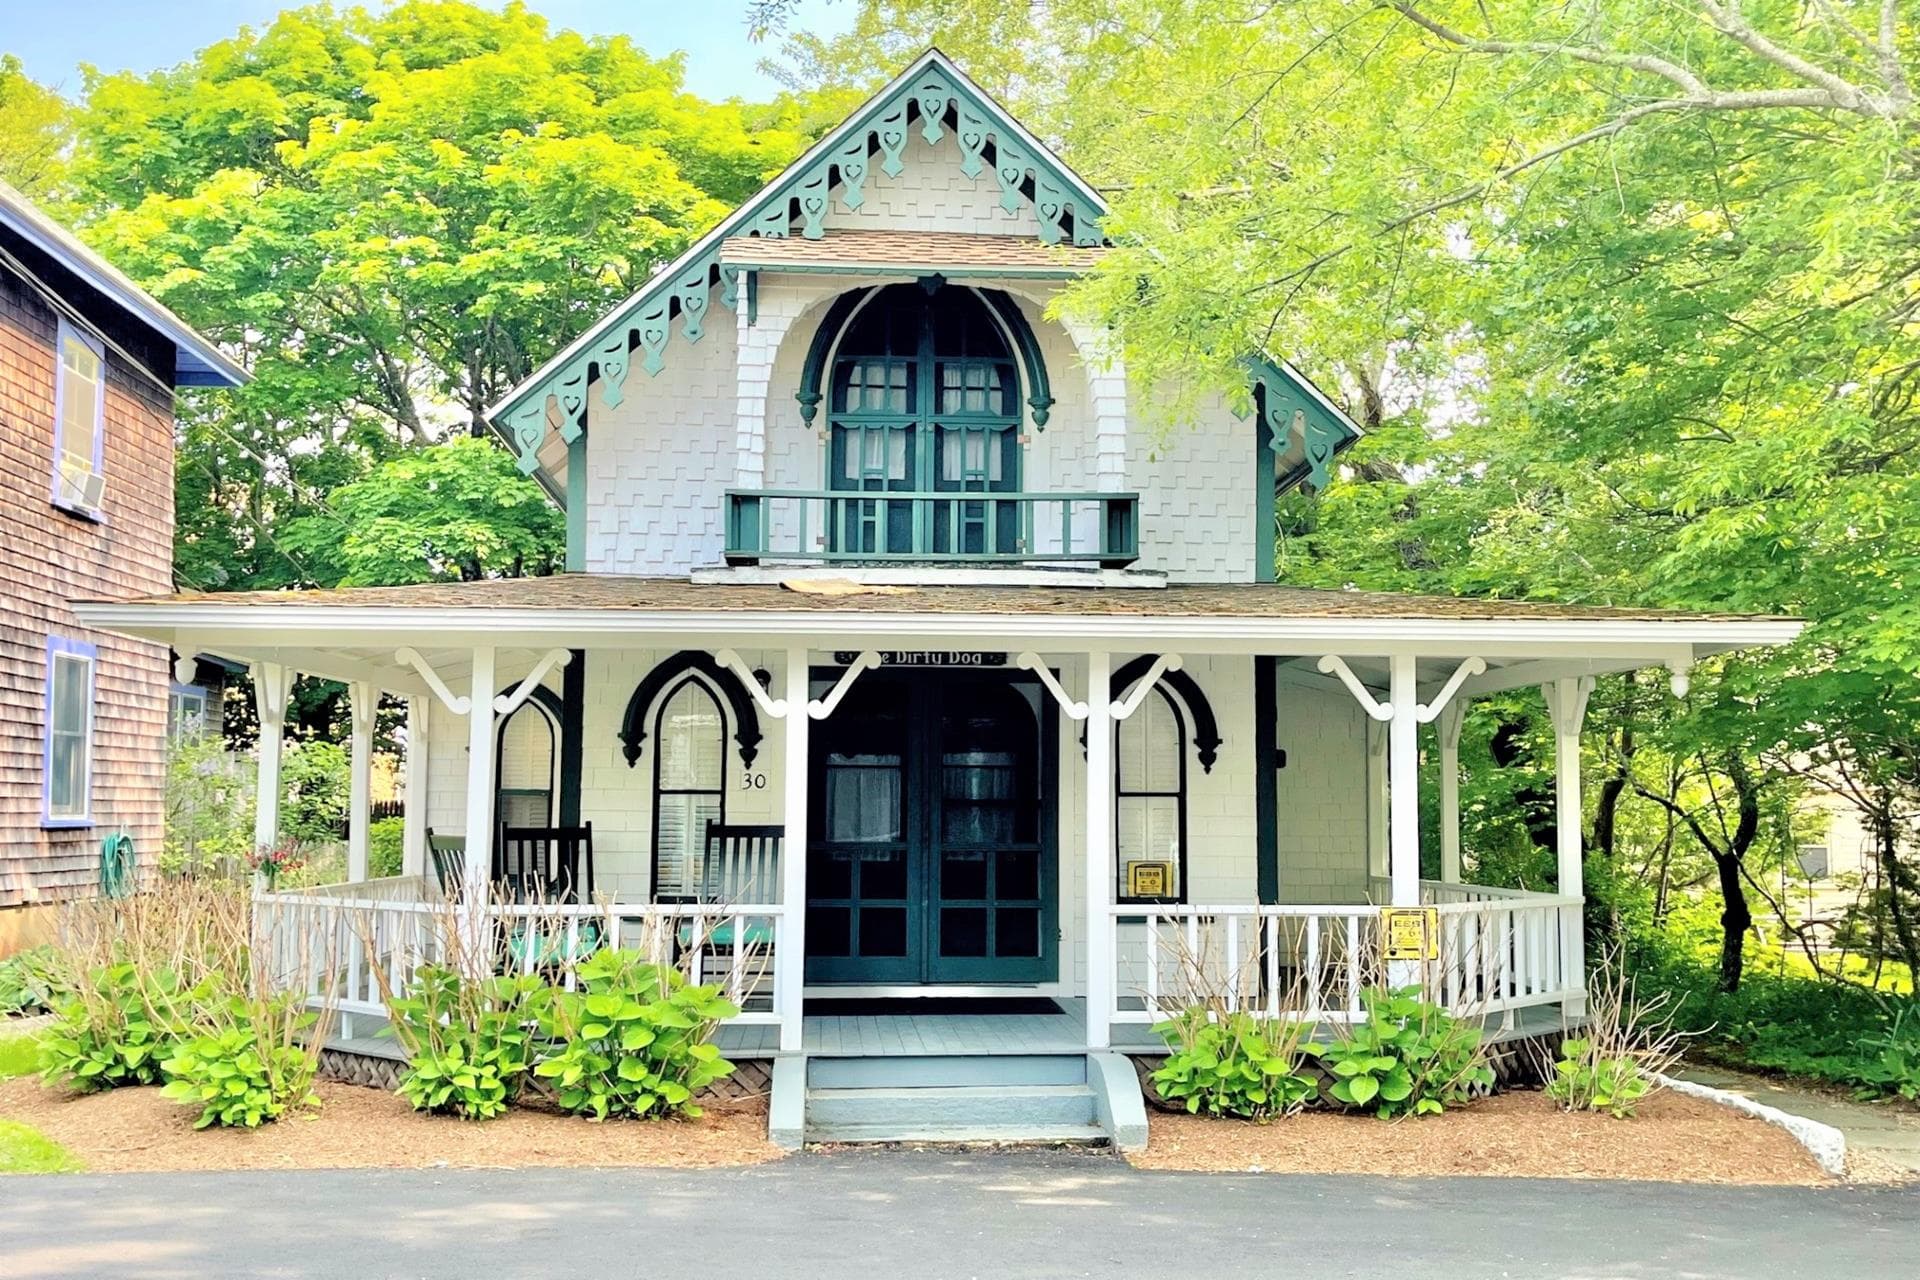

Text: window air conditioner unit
xmin=57 ymin=450 xmax=104 ymax=510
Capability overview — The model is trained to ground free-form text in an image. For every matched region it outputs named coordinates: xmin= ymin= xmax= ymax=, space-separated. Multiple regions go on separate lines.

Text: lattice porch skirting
xmin=317 ymin=1046 xmax=774 ymax=1103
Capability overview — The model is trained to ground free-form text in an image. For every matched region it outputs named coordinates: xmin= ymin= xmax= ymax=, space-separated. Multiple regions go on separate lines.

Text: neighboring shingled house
xmin=0 ymin=181 xmax=246 ymax=945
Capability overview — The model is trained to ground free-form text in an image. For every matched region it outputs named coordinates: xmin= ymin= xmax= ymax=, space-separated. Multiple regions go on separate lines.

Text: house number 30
xmin=742 ymin=773 xmax=767 ymax=789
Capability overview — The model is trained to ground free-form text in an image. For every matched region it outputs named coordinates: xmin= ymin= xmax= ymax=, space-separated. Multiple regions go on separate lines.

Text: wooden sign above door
xmin=833 ymin=651 xmax=1008 ymax=668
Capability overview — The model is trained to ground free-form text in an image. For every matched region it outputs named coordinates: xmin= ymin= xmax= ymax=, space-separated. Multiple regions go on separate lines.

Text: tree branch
xmin=1388 ymin=2 xmax=1712 ymax=96
xmin=1695 ymin=0 xmax=1900 ymax=117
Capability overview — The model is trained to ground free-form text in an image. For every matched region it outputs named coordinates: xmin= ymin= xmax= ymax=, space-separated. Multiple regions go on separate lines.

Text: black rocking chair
xmin=495 ymin=823 xmax=595 ymax=903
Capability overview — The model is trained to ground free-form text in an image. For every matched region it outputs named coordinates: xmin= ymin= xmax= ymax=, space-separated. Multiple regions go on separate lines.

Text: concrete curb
xmin=1656 ymin=1072 xmax=1848 ymax=1178
xmin=1088 ymin=1051 xmax=1149 ymax=1151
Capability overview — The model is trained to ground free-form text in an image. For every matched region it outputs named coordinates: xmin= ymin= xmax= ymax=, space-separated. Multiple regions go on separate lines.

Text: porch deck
xmin=326 ymin=997 xmax=1572 ymax=1062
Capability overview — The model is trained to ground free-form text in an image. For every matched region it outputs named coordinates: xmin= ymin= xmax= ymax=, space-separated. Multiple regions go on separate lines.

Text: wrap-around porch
xmin=75 ymin=577 xmax=1797 ymax=1056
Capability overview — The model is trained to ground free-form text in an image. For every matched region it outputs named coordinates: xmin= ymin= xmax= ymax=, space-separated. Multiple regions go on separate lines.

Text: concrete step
xmin=806 ymin=1082 xmax=1098 ymax=1129
xmin=806 ymin=1121 xmax=1110 ymax=1147
xmin=808 ymin=1053 xmax=1087 ymax=1090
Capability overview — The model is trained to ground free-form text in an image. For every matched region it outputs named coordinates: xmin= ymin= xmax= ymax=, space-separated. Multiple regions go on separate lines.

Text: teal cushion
xmin=507 ymin=921 xmax=601 ymax=967
xmin=676 ymin=920 xmax=776 ymax=949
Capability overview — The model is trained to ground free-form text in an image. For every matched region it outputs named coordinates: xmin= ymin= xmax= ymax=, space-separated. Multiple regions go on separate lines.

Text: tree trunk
xmin=1714 ymin=850 xmax=1753 ymax=993
xmin=1489 ymin=716 xmax=1558 ymax=856
xmin=1714 ymin=758 xmax=1762 ymax=993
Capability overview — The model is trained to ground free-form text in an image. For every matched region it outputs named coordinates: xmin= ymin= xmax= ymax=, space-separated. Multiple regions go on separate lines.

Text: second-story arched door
xmin=824 ymin=282 xmax=1023 ymax=556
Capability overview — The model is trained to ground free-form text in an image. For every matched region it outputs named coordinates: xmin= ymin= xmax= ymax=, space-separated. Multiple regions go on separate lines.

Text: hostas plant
xmin=160 ymin=993 xmax=321 ymax=1129
xmin=1150 ymin=1008 xmax=1316 ymax=1119
xmin=40 ymin=962 xmax=188 ymax=1092
xmin=386 ymin=966 xmax=544 ymax=1121
xmin=531 ymin=948 xmax=739 ymax=1120
xmin=1315 ymin=986 xmax=1493 ymax=1118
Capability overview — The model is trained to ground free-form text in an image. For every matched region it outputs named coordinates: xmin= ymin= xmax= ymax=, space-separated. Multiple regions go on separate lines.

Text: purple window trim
xmin=43 ymin=634 xmax=98 ymax=829
xmin=50 ymin=318 xmax=108 ymax=520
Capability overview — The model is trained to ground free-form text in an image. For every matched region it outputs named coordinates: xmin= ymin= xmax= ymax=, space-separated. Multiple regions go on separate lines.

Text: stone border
xmin=1656 ymin=1072 xmax=1848 ymax=1178
xmin=1 ymin=1013 xmax=56 ymax=1036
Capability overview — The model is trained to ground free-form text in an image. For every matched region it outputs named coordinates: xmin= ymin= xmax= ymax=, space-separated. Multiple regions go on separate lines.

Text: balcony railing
xmin=724 ymin=489 xmax=1140 ymax=567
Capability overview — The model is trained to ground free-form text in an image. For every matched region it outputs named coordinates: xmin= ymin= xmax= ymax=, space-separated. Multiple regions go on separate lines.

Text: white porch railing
xmin=254 ymin=881 xmax=786 ymax=1034
xmin=1109 ymin=885 xmax=1583 ymax=1029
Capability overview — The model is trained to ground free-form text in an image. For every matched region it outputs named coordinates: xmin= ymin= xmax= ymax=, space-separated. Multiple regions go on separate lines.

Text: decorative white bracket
xmin=1436 ymin=699 xmax=1466 ymax=753
xmin=809 ymin=650 xmax=881 ymax=720
xmin=1667 ymin=655 xmax=1693 ymax=699
xmin=349 ymin=681 xmax=377 ymax=735
xmin=251 ymin=661 xmax=293 ymax=729
xmin=494 ymin=649 xmax=571 ymax=717
xmin=1415 ymin=657 xmax=1487 ymax=724
xmin=1542 ymin=676 xmax=1596 ymax=735
xmin=1017 ymin=652 xmax=1089 ymax=720
xmin=1112 ymin=653 xmax=1183 ymax=721
xmin=1316 ymin=656 xmax=1393 ymax=723
xmin=715 ymin=648 xmax=789 ymax=719
xmin=395 ymin=648 xmax=472 ymax=716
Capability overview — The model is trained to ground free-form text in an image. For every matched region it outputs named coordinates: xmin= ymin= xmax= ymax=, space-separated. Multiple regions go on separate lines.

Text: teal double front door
xmin=804 ymin=669 xmax=1058 ymax=985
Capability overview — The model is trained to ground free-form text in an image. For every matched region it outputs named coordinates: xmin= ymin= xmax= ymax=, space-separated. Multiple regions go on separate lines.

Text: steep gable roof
xmin=485 ymin=49 xmax=1360 ymax=502
xmin=485 ymin=49 xmax=1102 ymax=475
xmin=0 ymin=180 xmax=247 ymax=389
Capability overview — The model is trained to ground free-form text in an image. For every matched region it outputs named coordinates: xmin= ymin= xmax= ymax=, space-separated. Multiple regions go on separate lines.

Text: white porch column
xmin=346 ymin=681 xmax=375 ymax=883
xmin=402 ymin=696 xmax=429 ymax=879
xmin=1085 ymin=649 xmax=1114 ymax=1050
xmin=1438 ymin=700 xmax=1465 ymax=885
xmin=251 ymin=661 xmax=291 ymax=858
xmin=461 ymin=647 xmax=497 ymax=902
xmin=1386 ymin=654 xmax=1421 ymax=911
xmin=777 ymin=645 xmax=810 ymax=1052
xmin=1544 ymin=676 xmax=1594 ymax=1012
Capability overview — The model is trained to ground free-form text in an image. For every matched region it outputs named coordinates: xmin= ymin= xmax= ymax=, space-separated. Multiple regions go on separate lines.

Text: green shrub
xmin=1149 ymin=1009 xmax=1316 ymax=1118
xmin=160 ymin=996 xmax=321 ymax=1129
xmin=369 ymin=817 xmax=406 ymax=879
xmin=1855 ymin=1005 xmax=1920 ymax=1105
xmin=162 ymin=729 xmax=254 ymax=875
xmin=0 ymin=946 xmax=60 ymax=1016
xmin=281 ymin=741 xmax=349 ymax=843
xmin=1315 ymin=986 xmax=1493 ymax=1118
xmin=1630 ymin=946 xmax=1912 ymax=1095
xmin=1546 ymin=1037 xmax=1653 ymax=1118
xmin=531 ymin=948 xmax=738 ymax=1120
xmin=387 ymin=965 xmax=541 ymax=1120
xmin=39 ymin=963 xmax=187 ymax=1092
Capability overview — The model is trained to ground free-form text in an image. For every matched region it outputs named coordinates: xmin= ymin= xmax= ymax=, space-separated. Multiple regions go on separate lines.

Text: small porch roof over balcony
xmin=716 ymin=227 xmax=1110 ymax=278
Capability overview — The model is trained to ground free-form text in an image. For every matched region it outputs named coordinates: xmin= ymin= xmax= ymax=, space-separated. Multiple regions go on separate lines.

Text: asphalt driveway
xmin=1 ymin=1148 xmax=1914 ymax=1279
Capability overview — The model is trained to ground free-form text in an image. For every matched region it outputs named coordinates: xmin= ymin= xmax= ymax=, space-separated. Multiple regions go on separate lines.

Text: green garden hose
xmin=99 ymin=832 xmax=135 ymax=899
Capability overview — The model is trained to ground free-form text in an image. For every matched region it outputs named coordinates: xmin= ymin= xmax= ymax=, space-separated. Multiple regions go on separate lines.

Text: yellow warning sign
xmin=1381 ymin=907 xmax=1439 ymax=962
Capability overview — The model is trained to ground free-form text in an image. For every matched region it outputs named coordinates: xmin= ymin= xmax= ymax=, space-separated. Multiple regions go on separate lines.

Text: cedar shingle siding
xmin=0 ymin=264 xmax=174 ymax=908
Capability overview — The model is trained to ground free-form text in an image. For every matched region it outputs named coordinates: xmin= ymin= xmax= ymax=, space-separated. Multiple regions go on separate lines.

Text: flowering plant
xmin=247 ymin=841 xmax=305 ymax=888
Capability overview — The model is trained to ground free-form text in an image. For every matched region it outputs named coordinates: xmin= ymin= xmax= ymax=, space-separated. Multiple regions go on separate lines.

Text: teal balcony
xmin=723 ymin=489 xmax=1140 ymax=568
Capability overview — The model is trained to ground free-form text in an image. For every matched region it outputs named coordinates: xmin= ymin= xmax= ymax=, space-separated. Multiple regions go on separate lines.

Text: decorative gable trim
xmin=1250 ymin=357 xmax=1363 ymax=493
xmin=487 ymin=49 xmax=1106 ymax=480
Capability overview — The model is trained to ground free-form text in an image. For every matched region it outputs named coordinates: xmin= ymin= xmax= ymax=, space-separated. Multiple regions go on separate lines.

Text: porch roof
xmin=74 ymin=574 xmax=1799 ymax=704
xmin=717 ymin=228 xmax=1107 ymax=277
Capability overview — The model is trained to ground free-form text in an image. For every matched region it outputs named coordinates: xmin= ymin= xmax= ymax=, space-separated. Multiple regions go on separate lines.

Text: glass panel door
xmin=805 ymin=672 xmax=1056 ymax=986
xmin=806 ymin=677 xmax=919 ymax=983
xmin=928 ymin=680 xmax=1051 ymax=983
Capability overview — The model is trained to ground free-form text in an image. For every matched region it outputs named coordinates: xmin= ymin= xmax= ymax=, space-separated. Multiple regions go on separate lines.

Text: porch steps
xmin=801 ymin=1054 xmax=1108 ymax=1146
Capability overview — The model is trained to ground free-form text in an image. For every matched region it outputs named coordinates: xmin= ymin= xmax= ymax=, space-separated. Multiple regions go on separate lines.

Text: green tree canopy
xmin=64 ymin=0 xmax=818 ymax=592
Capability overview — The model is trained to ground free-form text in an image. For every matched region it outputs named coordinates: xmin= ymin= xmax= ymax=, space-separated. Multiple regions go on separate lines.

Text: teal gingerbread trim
xmin=487 ymin=52 xmax=1108 ymax=477
xmin=1249 ymin=358 xmax=1362 ymax=494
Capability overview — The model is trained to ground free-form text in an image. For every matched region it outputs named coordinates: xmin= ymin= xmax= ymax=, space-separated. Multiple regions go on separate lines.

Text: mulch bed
xmin=1129 ymin=1088 xmax=1832 ymax=1184
xmin=0 ymin=1076 xmax=782 ymax=1173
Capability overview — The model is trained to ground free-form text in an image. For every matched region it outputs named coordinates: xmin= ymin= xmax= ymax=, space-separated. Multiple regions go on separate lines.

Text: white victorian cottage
xmin=76 ymin=51 xmax=1798 ymax=1146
